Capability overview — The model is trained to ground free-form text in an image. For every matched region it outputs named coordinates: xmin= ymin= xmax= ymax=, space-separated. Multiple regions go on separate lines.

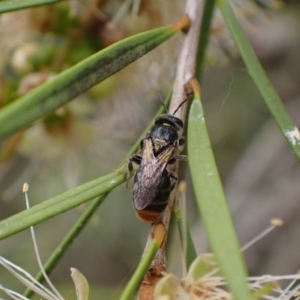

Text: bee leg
xmin=126 ymin=155 xmax=141 ymax=188
xmin=138 ymin=139 xmax=144 ymax=151
xmin=170 ymin=173 xmax=178 ymax=180
xmin=169 ymin=173 xmax=178 ymax=191
xmin=176 ymin=155 xmax=188 ymax=161
xmin=179 ymin=137 xmax=185 ymax=146
xmin=130 ymin=155 xmax=142 ymax=165
xmin=167 ymin=155 xmax=188 ymax=165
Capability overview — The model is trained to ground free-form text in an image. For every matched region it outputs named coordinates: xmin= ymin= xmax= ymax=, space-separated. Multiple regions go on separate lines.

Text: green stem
xmin=175 ymin=216 xmax=197 ymax=270
xmin=120 ymin=240 xmax=159 ymax=300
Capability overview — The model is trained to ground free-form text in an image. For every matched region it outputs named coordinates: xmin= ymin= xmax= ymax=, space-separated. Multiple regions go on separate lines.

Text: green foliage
xmin=217 ymin=0 xmax=300 ymax=159
xmin=0 ymin=171 xmax=126 ymax=240
xmin=0 ymin=0 xmax=64 ymax=13
xmin=0 ymin=0 xmax=298 ymax=299
xmin=188 ymin=95 xmax=251 ymax=300
xmin=0 ymin=23 xmax=179 ymax=139
xmin=120 ymin=241 xmax=159 ymax=300
xmin=174 ymin=202 xmax=197 ymax=270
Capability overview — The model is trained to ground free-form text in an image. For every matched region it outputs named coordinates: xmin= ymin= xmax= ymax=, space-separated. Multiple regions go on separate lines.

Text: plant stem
xmin=139 ymin=0 xmax=205 ymax=298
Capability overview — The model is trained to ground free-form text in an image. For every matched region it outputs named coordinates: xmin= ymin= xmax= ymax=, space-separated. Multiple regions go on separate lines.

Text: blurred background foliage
xmin=0 ymin=0 xmax=300 ymax=298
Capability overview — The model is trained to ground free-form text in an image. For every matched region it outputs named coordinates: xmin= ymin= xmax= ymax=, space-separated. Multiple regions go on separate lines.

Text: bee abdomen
xmin=136 ymin=191 xmax=170 ymax=222
xmin=136 ymin=209 xmax=161 ymax=222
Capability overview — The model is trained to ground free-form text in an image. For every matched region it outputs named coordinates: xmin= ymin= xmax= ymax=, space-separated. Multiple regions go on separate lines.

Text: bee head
xmin=154 ymin=115 xmax=183 ymax=131
xmin=155 ymin=95 xmax=191 ymax=131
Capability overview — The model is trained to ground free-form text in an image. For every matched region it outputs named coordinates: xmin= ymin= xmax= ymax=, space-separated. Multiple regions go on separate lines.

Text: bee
xmin=127 ymin=99 xmax=188 ymax=222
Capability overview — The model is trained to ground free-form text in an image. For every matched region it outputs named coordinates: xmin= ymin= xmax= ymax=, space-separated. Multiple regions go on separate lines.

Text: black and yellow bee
xmin=127 ymin=101 xmax=187 ymax=222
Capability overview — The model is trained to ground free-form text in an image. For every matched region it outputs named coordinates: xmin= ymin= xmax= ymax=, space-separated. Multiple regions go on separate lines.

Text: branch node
xmin=171 ymin=14 xmax=191 ymax=33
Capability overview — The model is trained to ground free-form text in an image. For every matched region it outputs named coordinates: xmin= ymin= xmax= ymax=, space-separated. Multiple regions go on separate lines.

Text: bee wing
xmin=133 ymin=138 xmax=175 ymax=210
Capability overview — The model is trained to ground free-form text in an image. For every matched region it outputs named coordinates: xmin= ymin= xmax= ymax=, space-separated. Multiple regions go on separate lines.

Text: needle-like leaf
xmin=0 ymin=171 xmax=126 ymax=240
xmin=0 ymin=16 xmax=189 ymax=139
xmin=188 ymin=85 xmax=251 ymax=300
xmin=0 ymin=0 xmax=63 ymax=14
xmin=217 ymin=0 xmax=300 ymax=160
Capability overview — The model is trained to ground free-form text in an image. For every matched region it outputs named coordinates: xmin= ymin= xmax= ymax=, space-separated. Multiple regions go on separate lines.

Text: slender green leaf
xmin=175 ymin=216 xmax=197 ymax=270
xmin=217 ymin=0 xmax=300 ymax=161
xmin=120 ymin=240 xmax=159 ymax=300
xmin=174 ymin=184 xmax=197 ymax=269
xmin=0 ymin=22 xmax=182 ymax=139
xmin=196 ymin=0 xmax=216 ymax=79
xmin=188 ymin=96 xmax=251 ymax=300
xmin=0 ymin=171 xmax=126 ymax=240
xmin=0 ymin=0 xmax=63 ymax=13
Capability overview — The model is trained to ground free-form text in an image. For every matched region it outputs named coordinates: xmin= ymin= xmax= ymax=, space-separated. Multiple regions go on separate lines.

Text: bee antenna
xmin=158 ymin=93 xmax=168 ymax=113
xmin=173 ymin=96 xmax=191 ymax=116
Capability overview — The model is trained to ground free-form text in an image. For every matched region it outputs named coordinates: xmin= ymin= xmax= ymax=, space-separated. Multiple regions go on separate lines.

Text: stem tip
xmin=153 ymin=223 xmax=166 ymax=247
xmin=187 ymin=78 xmax=201 ymax=98
xmin=171 ymin=14 xmax=191 ymax=33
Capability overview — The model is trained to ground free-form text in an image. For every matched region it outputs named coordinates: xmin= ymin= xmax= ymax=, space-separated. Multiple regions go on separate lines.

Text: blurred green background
xmin=0 ymin=0 xmax=300 ymax=298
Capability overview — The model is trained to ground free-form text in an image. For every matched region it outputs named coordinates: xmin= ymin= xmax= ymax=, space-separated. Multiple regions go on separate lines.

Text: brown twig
xmin=139 ymin=1 xmax=205 ymax=299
